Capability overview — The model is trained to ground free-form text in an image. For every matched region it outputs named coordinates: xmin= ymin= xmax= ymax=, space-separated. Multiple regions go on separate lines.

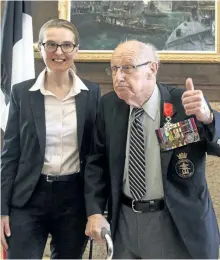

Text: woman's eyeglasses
xmin=40 ymin=41 xmax=77 ymax=53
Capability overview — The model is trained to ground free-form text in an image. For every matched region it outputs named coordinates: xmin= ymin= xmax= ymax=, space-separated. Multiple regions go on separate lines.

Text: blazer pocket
xmin=19 ymin=161 xmax=26 ymax=164
xmin=17 ymin=161 xmax=29 ymax=173
xmin=19 ymin=159 xmax=28 ymax=164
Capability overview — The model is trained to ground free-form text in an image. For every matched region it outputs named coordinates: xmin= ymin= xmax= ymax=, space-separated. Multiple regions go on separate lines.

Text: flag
xmin=1 ymin=0 xmax=35 ymax=131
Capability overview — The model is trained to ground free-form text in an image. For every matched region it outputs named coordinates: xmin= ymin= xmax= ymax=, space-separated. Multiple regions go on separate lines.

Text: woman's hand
xmin=1 ymin=216 xmax=11 ymax=250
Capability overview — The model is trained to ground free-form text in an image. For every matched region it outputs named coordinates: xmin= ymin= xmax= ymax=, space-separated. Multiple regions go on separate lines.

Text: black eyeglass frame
xmin=40 ymin=42 xmax=78 ymax=53
xmin=105 ymin=61 xmax=152 ymax=76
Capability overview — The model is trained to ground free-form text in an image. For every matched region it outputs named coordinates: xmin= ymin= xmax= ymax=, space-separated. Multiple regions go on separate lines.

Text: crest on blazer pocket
xmin=175 ymin=152 xmax=194 ymax=178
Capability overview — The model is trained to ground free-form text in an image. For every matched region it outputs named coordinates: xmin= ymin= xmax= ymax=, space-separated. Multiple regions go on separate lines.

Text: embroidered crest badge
xmin=175 ymin=153 xmax=194 ymax=178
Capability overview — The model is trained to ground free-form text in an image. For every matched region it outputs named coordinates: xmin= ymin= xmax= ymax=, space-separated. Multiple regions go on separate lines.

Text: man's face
xmin=110 ymin=48 xmax=157 ymax=106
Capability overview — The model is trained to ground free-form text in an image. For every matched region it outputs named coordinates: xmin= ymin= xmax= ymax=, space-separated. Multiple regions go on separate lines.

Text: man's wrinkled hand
xmin=182 ymin=78 xmax=213 ymax=124
xmin=1 ymin=216 xmax=11 ymax=250
xmin=85 ymin=214 xmax=110 ymax=241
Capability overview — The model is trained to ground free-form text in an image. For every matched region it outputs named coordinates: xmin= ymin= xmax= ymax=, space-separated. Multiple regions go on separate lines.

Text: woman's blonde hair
xmin=38 ymin=18 xmax=79 ymax=46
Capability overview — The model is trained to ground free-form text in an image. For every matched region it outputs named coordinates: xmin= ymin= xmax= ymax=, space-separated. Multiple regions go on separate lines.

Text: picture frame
xmin=57 ymin=0 xmax=220 ymax=63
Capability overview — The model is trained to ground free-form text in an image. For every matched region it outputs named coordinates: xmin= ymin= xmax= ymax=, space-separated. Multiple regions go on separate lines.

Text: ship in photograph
xmin=96 ymin=9 xmax=168 ymax=35
xmin=70 ymin=0 xmax=216 ymax=51
xmin=164 ymin=1 xmax=215 ymax=50
xmin=142 ymin=0 xmax=172 ymax=18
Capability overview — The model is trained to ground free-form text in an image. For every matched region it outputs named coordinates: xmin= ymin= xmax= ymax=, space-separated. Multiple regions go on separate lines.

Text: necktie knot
xmin=134 ymin=108 xmax=144 ymax=119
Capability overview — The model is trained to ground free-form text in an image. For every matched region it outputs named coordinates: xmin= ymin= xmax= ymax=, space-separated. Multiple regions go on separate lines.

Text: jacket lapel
xmin=29 ymin=90 xmax=46 ymax=156
xmin=111 ymin=98 xmax=129 ymax=191
xmin=157 ymin=83 xmax=177 ymax=177
xmin=29 ymin=89 xmax=87 ymax=157
xmin=75 ymin=90 xmax=87 ymax=150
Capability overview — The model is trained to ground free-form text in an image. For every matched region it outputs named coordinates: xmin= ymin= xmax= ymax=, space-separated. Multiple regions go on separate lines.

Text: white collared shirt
xmin=123 ymin=85 xmax=164 ymax=200
xmin=29 ymin=68 xmax=88 ymax=175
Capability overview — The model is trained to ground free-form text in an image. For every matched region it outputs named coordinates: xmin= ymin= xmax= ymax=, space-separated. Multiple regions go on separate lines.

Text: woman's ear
xmin=75 ymin=45 xmax=79 ymax=53
xmin=38 ymin=43 xmax=43 ymax=57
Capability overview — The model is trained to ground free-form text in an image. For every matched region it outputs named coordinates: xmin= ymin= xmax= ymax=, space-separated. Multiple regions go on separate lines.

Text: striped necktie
xmin=128 ymin=108 xmax=146 ymax=201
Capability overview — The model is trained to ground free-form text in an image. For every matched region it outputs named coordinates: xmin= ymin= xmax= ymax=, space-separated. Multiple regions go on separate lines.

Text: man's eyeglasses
xmin=105 ymin=61 xmax=152 ymax=76
xmin=40 ymin=41 xmax=77 ymax=53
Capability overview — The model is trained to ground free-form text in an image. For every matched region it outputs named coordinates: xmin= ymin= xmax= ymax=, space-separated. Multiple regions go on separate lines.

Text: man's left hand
xmin=182 ymin=78 xmax=213 ymax=124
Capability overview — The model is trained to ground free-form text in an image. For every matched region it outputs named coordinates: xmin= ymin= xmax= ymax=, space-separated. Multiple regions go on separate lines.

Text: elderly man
xmin=84 ymin=40 xmax=220 ymax=259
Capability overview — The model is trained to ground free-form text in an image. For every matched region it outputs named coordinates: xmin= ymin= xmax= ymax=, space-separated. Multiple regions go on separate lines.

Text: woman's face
xmin=40 ymin=27 xmax=78 ymax=73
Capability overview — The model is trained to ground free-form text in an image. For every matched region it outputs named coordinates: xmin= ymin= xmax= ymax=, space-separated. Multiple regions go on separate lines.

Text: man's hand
xmin=1 ymin=216 xmax=11 ymax=250
xmin=182 ymin=78 xmax=213 ymax=124
xmin=85 ymin=214 xmax=110 ymax=241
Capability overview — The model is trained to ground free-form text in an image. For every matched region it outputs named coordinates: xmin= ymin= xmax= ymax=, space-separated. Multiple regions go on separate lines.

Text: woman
xmin=1 ymin=18 xmax=100 ymax=259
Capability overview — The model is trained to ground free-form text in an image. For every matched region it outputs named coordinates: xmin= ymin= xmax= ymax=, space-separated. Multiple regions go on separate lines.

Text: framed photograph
xmin=58 ymin=0 xmax=220 ymax=62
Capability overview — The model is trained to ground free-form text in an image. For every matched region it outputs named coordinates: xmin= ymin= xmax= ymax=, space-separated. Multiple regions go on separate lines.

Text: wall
xmin=36 ymin=61 xmax=220 ymax=99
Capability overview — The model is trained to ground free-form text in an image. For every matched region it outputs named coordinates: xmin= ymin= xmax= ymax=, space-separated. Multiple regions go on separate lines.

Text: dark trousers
xmin=7 ymin=174 xmax=87 ymax=259
xmin=113 ymin=204 xmax=192 ymax=259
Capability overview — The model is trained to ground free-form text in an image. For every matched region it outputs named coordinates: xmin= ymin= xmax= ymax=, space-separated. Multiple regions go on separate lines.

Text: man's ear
xmin=151 ymin=62 xmax=158 ymax=74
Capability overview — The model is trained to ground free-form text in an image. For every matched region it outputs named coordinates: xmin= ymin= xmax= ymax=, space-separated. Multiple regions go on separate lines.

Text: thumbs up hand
xmin=182 ymin=78 xmax=213 ymax=124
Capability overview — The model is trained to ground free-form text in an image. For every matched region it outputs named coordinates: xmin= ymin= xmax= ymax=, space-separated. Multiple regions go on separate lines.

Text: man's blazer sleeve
xmin=84 ymin=97 xmax=108 ymax=217
xmin=204 ymin=107 xmax=220 ymax=156
xmin=1 ymin=86 xmax=21 ymax=215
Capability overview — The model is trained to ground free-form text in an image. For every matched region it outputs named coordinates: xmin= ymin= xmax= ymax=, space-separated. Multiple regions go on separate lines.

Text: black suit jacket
xmin=84 ymin=82 xmax=220 ymax=259
xmin=1 ymin=78 xmax=100 ymax=216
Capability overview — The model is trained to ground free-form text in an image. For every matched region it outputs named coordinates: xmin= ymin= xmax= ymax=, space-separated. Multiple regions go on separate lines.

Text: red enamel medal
xmin=164 ymin=103 xmax=174 ymax=131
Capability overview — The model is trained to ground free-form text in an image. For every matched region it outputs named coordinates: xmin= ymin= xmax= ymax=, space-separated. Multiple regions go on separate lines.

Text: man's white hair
xmin=116 ymin=40 xmax=160 ymax=66
xmin=144 ymin=43 xmax=160 ymax=65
